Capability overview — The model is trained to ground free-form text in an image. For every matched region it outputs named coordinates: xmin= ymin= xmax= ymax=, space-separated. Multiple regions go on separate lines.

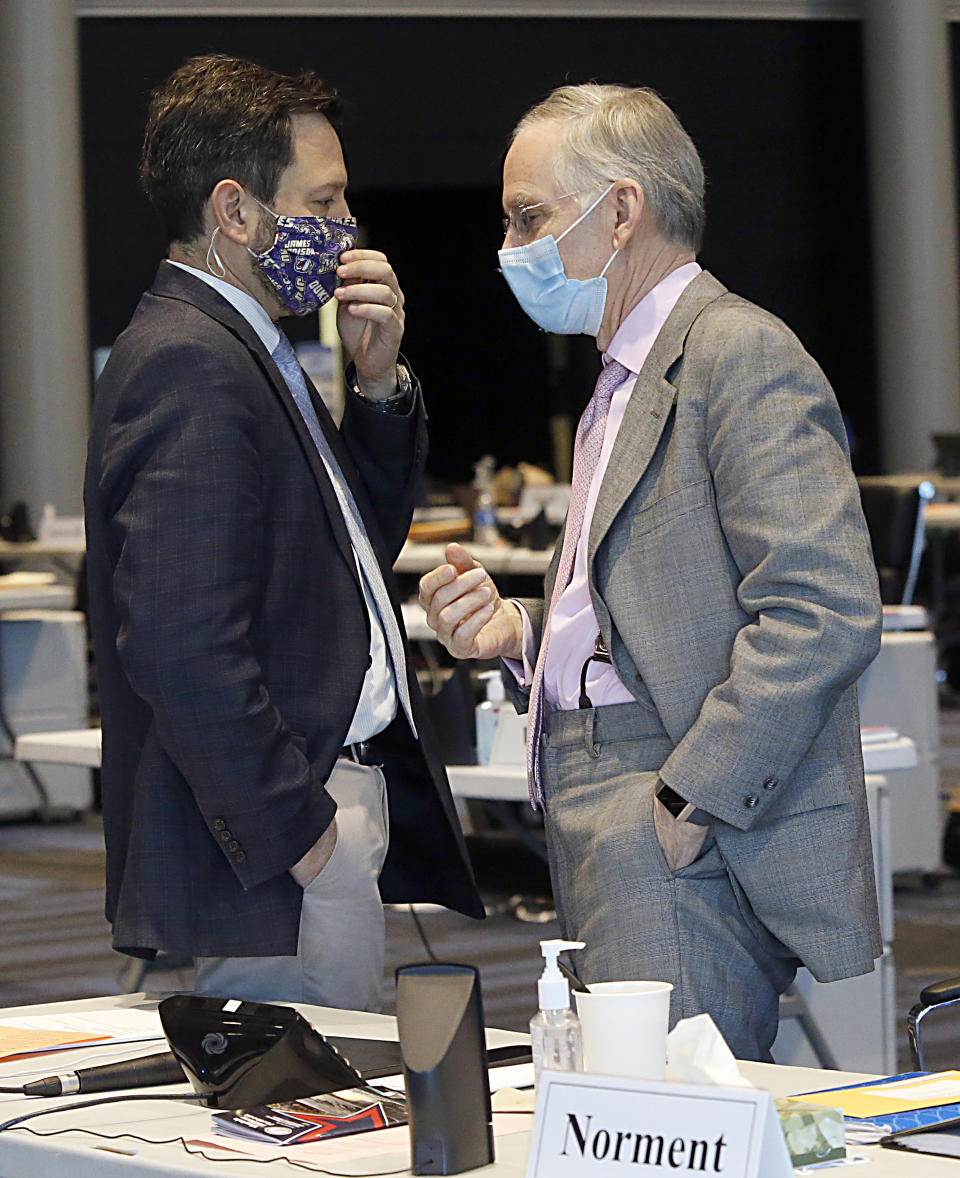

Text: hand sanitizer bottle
xmin=472 ymin=455 xmax=499 ymax=546
xmin=475 ymin=670 xmax=504 ymax=766
xmin=530 ymin=938 xmax=585 ymax=1081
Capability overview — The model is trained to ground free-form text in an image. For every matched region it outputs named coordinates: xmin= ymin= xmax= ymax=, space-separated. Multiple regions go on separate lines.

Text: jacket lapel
xmin=588 ymin=270 xmax=727 ymax=558
xmin=149 ymin=264 xmax=358 ymax=576
xmin=299 ymin=366 xmax=403 ymax=602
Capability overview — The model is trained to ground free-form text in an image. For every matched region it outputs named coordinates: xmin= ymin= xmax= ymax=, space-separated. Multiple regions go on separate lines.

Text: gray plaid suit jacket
xmin=513 ymin=270 xmax=883 ymax=982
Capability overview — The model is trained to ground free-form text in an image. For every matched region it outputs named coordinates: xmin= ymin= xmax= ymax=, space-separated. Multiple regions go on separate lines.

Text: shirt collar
xmin=603 ymin=261 xmax=702 ymax=376
xmin=166 ymin=259 xmax=281 ymax=353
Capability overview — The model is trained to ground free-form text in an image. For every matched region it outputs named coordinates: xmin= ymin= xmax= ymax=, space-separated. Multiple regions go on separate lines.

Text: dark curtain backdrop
xmin=81 ymin=16 xmax=880 ymax=483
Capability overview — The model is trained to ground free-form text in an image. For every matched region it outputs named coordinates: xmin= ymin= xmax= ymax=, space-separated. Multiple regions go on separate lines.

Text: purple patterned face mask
xmin=247 ymin=198 xmax=358 ymax=316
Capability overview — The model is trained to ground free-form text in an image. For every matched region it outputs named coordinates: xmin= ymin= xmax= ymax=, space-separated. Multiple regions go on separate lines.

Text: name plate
xmin=525 ymin=1071 xmax=791 ymax=1178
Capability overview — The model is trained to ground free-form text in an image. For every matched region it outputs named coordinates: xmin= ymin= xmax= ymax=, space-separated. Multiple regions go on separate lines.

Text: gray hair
xmin=513 ymin=84 xmax=705 ymax=252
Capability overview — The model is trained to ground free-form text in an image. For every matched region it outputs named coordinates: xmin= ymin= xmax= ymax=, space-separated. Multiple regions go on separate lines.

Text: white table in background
xmin=14 ymin=726 xmax=102 ymax=768
xmin=12 ymin=727 xmax=918 ymax=806
xmin=859 ymin=618 xmax=942 ymax=877
xmin=0 ymin=584 xmax=88 ymax=816
xmin=0 ymin=539 xmax=86 ymax=563
xmin=394 ymin=542 xmax=551 ymax=577
xmin=445 ymin=735 xmax=918 ymax=803
xmin=0 ymin=585 xmax=74 ymax=611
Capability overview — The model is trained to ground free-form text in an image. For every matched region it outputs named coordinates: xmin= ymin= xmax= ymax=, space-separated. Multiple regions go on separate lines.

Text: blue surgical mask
xmin=247 ymin=198 xmax=358 ymax=316
xmin=497 ymin=183 xmax=618 ymax=336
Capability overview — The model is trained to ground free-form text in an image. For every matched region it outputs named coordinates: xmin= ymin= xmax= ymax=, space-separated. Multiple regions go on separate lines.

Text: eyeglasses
xmin=501 ymin=188 xmax=595 ymax=240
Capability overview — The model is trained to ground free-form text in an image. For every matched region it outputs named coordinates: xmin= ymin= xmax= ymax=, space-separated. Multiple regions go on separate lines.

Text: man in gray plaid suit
xmin=420 ymin=83 xmax=882 ymax=1060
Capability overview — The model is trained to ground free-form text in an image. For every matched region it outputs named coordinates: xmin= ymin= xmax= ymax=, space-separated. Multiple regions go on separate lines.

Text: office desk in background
xmin=924 ymin=502 xmax=960 ymax=531
xmin=0 ymin=581 xmax=90 ymax=817
xmin=1 ymin=537 xmax=553 ymax=575
xmin=0 ymin=540 xmax=86 ymax=561
xmin=0 ymin=585 xmax=75 ymax=613
xmin=0 ymin=539 xmax=86 ymax=587
xmin=0 ymin=993 xmax=956 ymax=1177
xmin=394 ymin=541 xmax=552 ymax=577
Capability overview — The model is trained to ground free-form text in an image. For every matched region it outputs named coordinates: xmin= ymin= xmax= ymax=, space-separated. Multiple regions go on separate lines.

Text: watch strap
xmin=655 ymin=781 xmax=711 ymax=826
xmin=349 ymin=362 xmax=413 ymax=414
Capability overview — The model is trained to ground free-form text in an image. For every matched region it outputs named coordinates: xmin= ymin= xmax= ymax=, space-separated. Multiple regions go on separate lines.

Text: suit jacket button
xmin=213 ymin=819 xmax=226 ymax=831
xmin=227 ymin=840 xmax=240 ymax=852
xmin=219 ymin=830 xmax=232 ymax=842
xmin=235 ymin=850 xmax=246 ymax=863
xmin=743 ymin=795 xmax=759 ymax=808
xmin=763 ymin=777 xmax=778 ymax=790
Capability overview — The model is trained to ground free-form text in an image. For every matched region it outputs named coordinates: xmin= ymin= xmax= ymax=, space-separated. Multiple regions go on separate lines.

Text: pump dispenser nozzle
xmin=478 ymin=669 xmax=505 ymax=703
xmin=538 ymin=939 xmax=586 ymax=1011
xmin=531 ymin=938 xmax=585 ymax=1080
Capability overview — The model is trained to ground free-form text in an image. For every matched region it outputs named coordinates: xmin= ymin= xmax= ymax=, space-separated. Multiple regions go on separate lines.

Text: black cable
xmin=9 ymin=1122 xmax=412 ymax=1176
xmin=0 ymin=1091 xmax=200 ymax=1133
xmin=407 ymin=903 xmax=438 ymax=961
xmin=0 ymin=1086 xmax=24 ymax=1094
xmin=10 ymin=1111 xmax=534 ymax=1174
xmin=1 ymin=1075 xmax=533 ymax=1174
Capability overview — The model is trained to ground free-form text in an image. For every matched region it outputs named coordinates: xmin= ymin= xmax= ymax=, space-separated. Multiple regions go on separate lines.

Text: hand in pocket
xmin=653 ymin=799 xmax=707 ymax=872
xmin=289 ymin=818 xmax=338 ymax=887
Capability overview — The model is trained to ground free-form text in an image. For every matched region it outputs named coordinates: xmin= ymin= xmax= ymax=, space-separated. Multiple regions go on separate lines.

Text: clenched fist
xmin=418 ymin=543 xmax=523 ymax=661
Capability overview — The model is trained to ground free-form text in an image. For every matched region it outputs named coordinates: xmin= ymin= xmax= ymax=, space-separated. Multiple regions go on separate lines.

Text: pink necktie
xmin=526 ymin=359 xmax=630 ymax=804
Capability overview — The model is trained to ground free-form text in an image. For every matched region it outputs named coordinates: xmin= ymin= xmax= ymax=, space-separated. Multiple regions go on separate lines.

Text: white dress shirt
xmin=168 ymin=260 xmax=397 ymax=744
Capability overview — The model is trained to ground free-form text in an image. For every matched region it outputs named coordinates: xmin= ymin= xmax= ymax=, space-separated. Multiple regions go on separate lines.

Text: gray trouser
xmin=540 ymin=701 xmax=797 ymax=1061
xmin=194 ymin=758 xmax=389 ymax=1011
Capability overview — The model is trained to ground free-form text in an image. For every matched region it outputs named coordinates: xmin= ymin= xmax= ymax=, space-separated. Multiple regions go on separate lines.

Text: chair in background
xmin=907 ymin=976 xmax=960 ymax=1069
xmin=857 ymin=478 xmax=935 ymax=606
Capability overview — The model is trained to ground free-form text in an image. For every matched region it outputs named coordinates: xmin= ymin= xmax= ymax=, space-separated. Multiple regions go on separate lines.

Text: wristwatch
xmin=350 ymin=363 xmax=413 ymax=413
xmin=655 ymin=780 xmax=712 ymax=826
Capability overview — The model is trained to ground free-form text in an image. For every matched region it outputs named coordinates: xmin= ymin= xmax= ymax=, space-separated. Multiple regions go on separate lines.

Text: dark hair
xmin=140 ymin=54 xmax=343 ymax=243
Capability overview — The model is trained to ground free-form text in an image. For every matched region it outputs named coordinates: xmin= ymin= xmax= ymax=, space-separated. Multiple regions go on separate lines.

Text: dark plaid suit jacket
xmin=84 ymin=263 xmax=482 ymax=959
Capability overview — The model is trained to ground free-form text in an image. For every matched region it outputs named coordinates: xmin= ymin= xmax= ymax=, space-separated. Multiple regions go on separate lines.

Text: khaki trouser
xmin=194 ymin=758 xmax=389 ymax=1011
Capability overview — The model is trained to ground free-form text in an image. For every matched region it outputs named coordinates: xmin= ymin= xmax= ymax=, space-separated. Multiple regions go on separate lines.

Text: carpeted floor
xmin=2 ymin=713 xmax=959 ymax=1072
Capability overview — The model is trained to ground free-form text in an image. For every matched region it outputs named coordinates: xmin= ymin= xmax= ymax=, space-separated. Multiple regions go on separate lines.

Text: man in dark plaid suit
xmin=84 ymin=55 xmax=482 ymax=1008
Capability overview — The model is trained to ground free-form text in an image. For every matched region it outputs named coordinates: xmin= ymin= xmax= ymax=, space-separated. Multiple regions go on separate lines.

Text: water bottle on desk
xmin=472 ymin=456 xmax=499 ymax=546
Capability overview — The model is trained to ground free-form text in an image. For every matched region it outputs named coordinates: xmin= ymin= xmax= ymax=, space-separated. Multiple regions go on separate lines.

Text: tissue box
xmin=775 ymin=1098 xmax=846 ymax=1167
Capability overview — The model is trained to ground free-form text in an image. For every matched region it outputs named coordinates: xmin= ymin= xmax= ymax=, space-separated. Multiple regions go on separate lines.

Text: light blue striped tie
xmin=271 ymin=331 xmax=416 ymax=737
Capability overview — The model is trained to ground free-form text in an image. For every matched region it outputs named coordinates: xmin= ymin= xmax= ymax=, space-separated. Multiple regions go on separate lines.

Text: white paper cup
xmin=574 ymin=980 xmax=673 ymax=1079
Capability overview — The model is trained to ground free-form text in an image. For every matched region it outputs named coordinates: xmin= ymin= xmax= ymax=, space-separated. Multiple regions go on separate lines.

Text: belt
xmin=340 ymin=741 xmax=375 ymax=765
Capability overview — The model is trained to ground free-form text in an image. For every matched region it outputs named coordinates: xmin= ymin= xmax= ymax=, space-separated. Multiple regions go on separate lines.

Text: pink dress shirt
xmin=508 ymin=262 xmax=702 ymax=710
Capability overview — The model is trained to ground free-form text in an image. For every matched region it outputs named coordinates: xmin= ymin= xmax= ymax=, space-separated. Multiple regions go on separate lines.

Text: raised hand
xmin=334 ymin=248 xmax=404 ymax=399
xmin=418 ymin=542 xmax=523 ymax=661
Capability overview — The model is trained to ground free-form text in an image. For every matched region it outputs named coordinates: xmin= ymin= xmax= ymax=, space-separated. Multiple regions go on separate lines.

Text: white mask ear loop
xmin=247 ymin=196 xmax=280 ymax=260
xmin=555 ymin=181 xmax=617 ymax=244
xmin=206 ymin=226 xmax=227 ymax=278
xmin=599 ymin=248 xmax=620 ymax=278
